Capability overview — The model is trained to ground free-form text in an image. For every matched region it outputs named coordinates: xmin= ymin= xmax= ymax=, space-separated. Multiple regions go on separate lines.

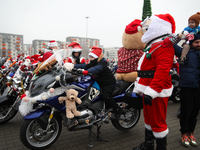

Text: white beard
xmin=142 ymin=15 xmax=172 ymax=44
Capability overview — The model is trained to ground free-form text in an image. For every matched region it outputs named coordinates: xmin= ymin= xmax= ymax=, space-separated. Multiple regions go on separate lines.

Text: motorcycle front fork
xmin=3 ymin=95 xmax=20 ymax=119
xmin=46 ymin=107 xmax=55 ymax=130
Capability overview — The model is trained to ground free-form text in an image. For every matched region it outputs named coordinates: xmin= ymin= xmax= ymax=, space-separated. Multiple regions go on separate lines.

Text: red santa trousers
xmin=143 ymin=96 xmax=169 ymax=138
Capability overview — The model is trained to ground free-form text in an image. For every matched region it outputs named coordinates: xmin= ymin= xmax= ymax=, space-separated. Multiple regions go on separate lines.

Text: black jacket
xmin=74 ymin=57 xmax=116 ymax=87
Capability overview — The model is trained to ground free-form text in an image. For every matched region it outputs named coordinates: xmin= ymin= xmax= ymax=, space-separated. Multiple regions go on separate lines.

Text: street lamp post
xmin=85 ymin=16 xmax=89 ymax=58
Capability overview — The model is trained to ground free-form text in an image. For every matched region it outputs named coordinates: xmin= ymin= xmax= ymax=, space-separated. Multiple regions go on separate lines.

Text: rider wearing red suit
xmin=133 ymin=14 xmax=176 ymax=150
xmin=42 ymin=40 xmax=58 ymax=62
xmin=66 ymin=42 xmax=85 ymax=64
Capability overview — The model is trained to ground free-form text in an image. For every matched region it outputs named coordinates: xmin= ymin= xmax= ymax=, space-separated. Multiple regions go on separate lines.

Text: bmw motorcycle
xmin=19 ymin=52 xmax=142 ymax=149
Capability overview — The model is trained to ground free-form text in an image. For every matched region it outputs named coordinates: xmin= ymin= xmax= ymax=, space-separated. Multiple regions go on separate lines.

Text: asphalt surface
xmin=1 ymin=100 xmax=200 ymax=150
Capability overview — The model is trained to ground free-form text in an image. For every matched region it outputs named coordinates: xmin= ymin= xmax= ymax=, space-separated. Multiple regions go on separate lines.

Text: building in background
xmin=66 ymin=36 xmax=100 ymax=58
xmin=23 ymin=44 xmax=32 ymax=56
xmin=32 ymin=40 xmax=70 ymax=55
xmin=104 ymin=47 xmax=120 ymax=61
xmin=0 ymin=33 xmax=23 ymax=58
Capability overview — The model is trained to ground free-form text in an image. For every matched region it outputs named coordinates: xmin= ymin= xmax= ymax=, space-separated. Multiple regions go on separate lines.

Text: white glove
xmin=178 ymin=31 xmax=189 ymax=40
xmin=63 ymin=62 xmax=74 ymax=71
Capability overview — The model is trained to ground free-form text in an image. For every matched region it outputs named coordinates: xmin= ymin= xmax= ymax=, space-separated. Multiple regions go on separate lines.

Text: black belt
xmin=137 ymin=70 xmax=155 ymax=78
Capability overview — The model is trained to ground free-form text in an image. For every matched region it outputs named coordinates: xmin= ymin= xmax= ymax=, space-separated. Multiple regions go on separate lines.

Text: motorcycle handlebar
xmin=71 ymin=68 xmax=93 ymax=76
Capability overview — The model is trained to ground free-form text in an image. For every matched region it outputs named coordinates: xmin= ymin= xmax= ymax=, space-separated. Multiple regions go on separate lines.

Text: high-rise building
xmin=104 ymin=47 xmax=120 ymax=60
xmin=32 ymin=40 xmax=70 ymax=55
xmin=66 ymin=36 xmax=100 ymax=58
xmin=23 ymin=44 xmax=32 ymax=56
xmin=0 ymin=33 xmax=23 ymax=58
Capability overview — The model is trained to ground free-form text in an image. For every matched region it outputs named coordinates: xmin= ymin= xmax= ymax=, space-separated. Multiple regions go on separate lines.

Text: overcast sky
xmin=0 ymin=0 xmax=199 ymax=47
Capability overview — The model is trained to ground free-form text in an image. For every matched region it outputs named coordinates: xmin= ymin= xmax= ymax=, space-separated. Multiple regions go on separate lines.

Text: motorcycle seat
xmin=112 ymin=80 xmax=132 ymax=96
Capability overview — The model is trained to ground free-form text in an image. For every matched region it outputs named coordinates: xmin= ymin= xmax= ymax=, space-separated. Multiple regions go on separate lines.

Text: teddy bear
xmin=58 ymin=89 xmax=82 ymax=119
xmin=116 ymin=19 xmax=146 ymax=82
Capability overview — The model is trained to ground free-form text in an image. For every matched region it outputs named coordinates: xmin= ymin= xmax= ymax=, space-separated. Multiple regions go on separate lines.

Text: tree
xmin=142 ymin=0 xmax=152 ymax=21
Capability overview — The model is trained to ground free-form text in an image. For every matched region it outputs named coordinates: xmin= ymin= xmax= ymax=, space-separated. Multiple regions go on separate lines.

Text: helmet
xmin=68 ymin=42 xmax=82 ymax=59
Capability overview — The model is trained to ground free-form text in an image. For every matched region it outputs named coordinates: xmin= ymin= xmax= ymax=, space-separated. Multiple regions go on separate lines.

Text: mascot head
xmin=141 ymin=13 xmax=176 ymax=44
xmin=122 ymin=19 xmax=146 ymax=50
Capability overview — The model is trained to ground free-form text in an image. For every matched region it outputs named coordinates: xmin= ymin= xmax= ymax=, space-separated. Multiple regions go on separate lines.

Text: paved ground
xmin=1 ymin=100 xmax=200 ymax=150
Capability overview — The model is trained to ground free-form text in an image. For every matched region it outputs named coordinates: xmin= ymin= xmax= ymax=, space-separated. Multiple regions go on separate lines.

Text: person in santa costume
xmin=133 ymin=14 xmax=178 ymax=150
xmin=42 ymin=40 xmax=58 ymax=62
xmin=66 ymin=42 xmax=85 ymax=64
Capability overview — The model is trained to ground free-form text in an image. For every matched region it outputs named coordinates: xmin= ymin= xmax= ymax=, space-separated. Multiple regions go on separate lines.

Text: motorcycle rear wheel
xmin=20 ymin=115 xmax=62 ymax=150
xmin=0 ymin=101 xmax=18 ymax=124
xmin=112 ymin=105 xmax=140 ymax=131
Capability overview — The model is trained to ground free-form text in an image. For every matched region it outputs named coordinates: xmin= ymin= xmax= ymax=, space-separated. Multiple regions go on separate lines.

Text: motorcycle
xmin=0 ymin=65 xmax=32 ymax=124
xmin=169 ymin=69 xmax=180 ymax=103
xmin=19 ymin=53 xmax=142 ymax=149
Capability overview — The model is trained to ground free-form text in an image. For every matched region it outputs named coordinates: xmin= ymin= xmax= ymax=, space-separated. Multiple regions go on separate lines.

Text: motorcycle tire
xmin=20 ymin=114 xmax=62 ymax=150
xmin=171 ymin=87 xmax=180 ymax=103
xmin=0 ymin=101 xmax=18 ymax=124
xmin=111 ymin=106 xmax=140 ymax=131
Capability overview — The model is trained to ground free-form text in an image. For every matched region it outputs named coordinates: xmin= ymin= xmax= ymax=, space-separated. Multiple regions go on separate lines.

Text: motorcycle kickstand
xmin=88 ymin=126 xmax=94 ymax=147
xmin=96 ymin=124 xmax=108 ymax=142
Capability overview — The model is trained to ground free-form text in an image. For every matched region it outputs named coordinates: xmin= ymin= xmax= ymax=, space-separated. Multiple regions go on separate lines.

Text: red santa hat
xmin=142 ymin=13 xmax=176 ymax=44
xmin=48 ymin=40 xmax=57 ymax=47
xmin=125 ymin=19 xmax=142 ymax=34
xmin=68 ymin=42 xmax=82 ymax=52
xmin=88 ymin=46 xmax=102 ymax=59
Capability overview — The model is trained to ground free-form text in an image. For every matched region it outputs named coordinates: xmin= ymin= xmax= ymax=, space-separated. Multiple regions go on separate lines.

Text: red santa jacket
xmin=133 ymin=38 xmax=174 ymax=99
xmin=117 ymin=47 xmax=144 ymax=73
xmin=42 ymin=51 xmax=53 ymax=62
xmin=67 ymin=57 xmax=85 ymax=64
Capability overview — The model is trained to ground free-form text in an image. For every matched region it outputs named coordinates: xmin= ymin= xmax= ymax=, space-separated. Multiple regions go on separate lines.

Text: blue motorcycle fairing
xmin=23 ymin=107 xmax=51 ymax=120
xmin=37 ymin=95 xmax=66 ymax=112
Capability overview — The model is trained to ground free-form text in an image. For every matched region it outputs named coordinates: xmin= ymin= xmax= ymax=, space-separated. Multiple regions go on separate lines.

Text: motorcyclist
xmin=42 ymin=40 xmax=58 ymax=62
xmin=66 ymin=42 xmax=85 ymax=64
xmin=64 ymin=46 xmax=123 ymax=119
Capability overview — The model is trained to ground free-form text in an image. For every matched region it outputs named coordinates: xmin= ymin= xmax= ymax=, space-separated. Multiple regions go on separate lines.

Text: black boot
xmin=133 ymin=128 xmax=155 ymax=150
xmin=156 ymin=136 xmax=167 ymax=150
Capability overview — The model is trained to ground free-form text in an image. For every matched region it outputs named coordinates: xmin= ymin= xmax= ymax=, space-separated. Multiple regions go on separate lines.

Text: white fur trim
xmin=72 ymin=48 xmax=82 ymax=52
xmin=55 ymin=76 xmax=60 ymax=81
xmin=142 ymin=15 xmax=172 ymax=44
xmin=48 ymin=42 xmax=57 ymax=47
xmin=134 ymin=83 xmax=173 ymax=99
xmin=145 ymin=123 xmax=169 ymax=138
xmin=89 ymin=52 xmax=98 ymax=59
xmin=145 ymin=123 xmax=152 ymax=130
xmin=153 ymin=128 xmax=169 ymax=138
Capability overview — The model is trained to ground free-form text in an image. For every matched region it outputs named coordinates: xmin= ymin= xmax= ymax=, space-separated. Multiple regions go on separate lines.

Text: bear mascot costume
xmin=116 ymin=19 xmax=146 ymax=82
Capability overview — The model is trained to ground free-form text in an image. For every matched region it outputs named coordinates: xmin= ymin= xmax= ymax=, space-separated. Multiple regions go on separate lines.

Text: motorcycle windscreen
xmin=38 ymin=49 xmax=72 ymax=69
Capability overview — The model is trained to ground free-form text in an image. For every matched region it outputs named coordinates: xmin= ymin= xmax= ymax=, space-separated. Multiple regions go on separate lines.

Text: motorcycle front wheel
xmin=171 ymin=87 xmax=180 ymax=103
xmin=20 ymin=115 xmax=62 ymax=150
xmin=0 ymin=101 xmax=18 ymax=124
xmin=111 ymin=104 xmax=140 ymax=131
